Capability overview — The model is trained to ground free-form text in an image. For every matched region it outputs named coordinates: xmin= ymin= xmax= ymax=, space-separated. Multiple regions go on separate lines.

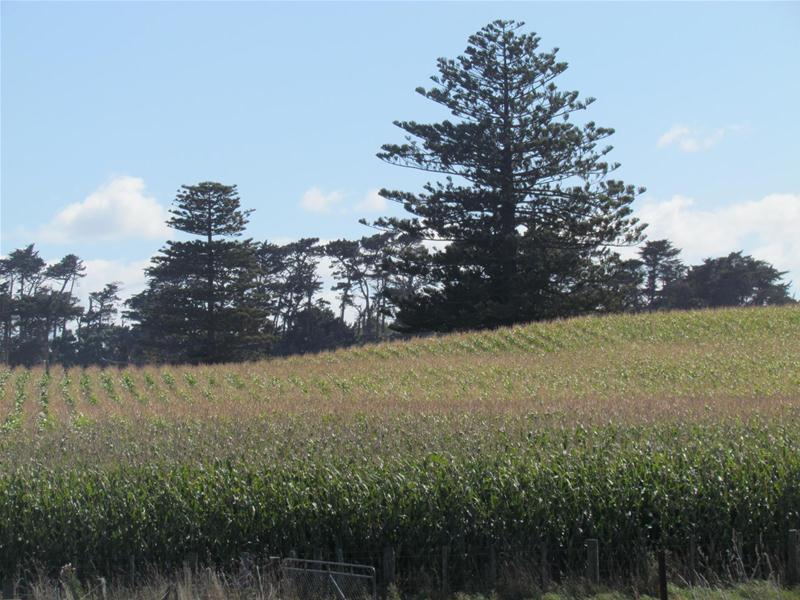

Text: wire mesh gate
xmin=280 ymin=558 xmax=377 ymax=600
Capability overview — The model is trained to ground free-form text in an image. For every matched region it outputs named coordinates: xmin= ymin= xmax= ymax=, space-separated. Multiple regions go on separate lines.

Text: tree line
xmin=1 ymin=20 xmax=794 ymax=367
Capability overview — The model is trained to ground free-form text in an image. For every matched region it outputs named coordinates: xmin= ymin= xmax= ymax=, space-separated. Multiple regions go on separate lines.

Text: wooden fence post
xmin=182 ymin=555 xmax=194 ymax=591
xmin=488 ymin=545 xmax=497 ymax=588
xmin=732 ymin=528 xmax=744 ymax=579
xmin=585 ymin=539 xmax=599 ymax=584
xmin=335 ymin=539 xmax=344 ymax=563
xmin=2 ymin=578 xmax=14 ymax=600
xmin=788 ymin=529 xmax=799 ymax=587
xmin=129 ymin=555 xmax=136 ymax=586
xmin=382 ymin=545 xmax=396 ymax=587
xmin=540 ymin=541 xmax=549 ymax=589
xmin=441 ymin=545 xmax=450 ymax=597
xmin=184 ymin=552 xmax=198 ymax=572
xmin=658 ymin=549 xmax=668 ymax=600
xmin=733 ymin=529 xmax=743 ymax=558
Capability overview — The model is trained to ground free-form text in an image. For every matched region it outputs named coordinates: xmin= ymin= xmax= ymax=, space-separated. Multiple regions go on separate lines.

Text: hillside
xmin=2 ymin=305 xmax=799 ymax=431
xmin=1 ymin=306 xmax=799 ymax=593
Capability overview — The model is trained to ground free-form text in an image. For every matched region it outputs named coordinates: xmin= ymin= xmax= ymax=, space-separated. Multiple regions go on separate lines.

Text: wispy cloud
xmin=37 ymin=176 xmax=169 ymax=243
xmin=299 ymin=187 xmax=345 ymax=214
xmin=355 ymin=189 xmax=388 ymax=213
xmin=633 ymin=192 xmax=800 ymax=290
xmin=657 ymin=123 xmax=748 ymax=152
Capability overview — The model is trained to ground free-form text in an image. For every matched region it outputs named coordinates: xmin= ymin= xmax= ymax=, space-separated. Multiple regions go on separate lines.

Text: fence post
xmin=788 ymin=529 xmax=799 ymax=587
xmin=335 ymin=539 xmax=344 ymax=563
xmin=2 ymin=578 xmax=14 ymax=600
xmin=488 ymin=544 xmax=497 ymax=588
xmin=129 ymin=555 xmax=136 ymax=586
xmin=182 ymin=555 xmax=194 ymax=591
xmin=185 ymin=552 xmax=198 ymax=572
xmin=540 ymin=541 xmax=549 ymax=589
xmin=658 ymin=549 xmax=668 ymax=600
xmin=688 ymin=536 xmax=697 ymax=587
xmin=382 ymin=545 xmax=396 ymax=587
xmin=732 ymin=528 xmax=744 ymax=579
xmin=441 ymin=545 xmax=450 ymax=597
xmin=585 ymin=539 xmax=599 ymax=584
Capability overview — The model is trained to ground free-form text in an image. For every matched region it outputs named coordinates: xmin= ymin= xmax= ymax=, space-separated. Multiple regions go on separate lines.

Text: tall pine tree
xmin=128 ymin=182 xmax=272 ymax=363
xmin=639 ymin=239 xmax=685 ymax=308
xmin=369 ymin=20 xmax=645 ymax=332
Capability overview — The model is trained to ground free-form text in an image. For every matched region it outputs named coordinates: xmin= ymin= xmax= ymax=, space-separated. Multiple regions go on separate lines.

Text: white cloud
xmin=633 ymin=192 xmax=800 ymax=290
xmin=657 ymin=123 xmax=747 ymax=152
xmin=39 ymin=176 xmax=169 ymax=243
xmin=299 ymin=187 xmax=345 ymax=214
xmin=356 ymin=189 xmax=388 ymax=213
xmin=298 ymin=187 xmax=391 ymax=215
xmin=68 ymin=258 xmax=151 ymax=320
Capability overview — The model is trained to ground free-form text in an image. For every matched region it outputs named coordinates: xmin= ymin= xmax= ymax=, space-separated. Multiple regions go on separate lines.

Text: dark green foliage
xmin=76 ymin=283 xmax=133 ymax=366
xmin=325 ymin=238 xmax=362 ymax=321
xmin=257 ymin=238 xmax=324 ymax=336
xmin=661 ymin=251 xmax=794 ymax=309
xmin=326 ymin=232 xmax=427 ymax=341
xmin=169 ymin=182 xmax=253 ymax=238
xmin=1 ymin=418 xmax=798 ymax=586
xmin=273 ymin=305 xmax=356 ymax=356
xmin=369 ymin=20 xmax=645 ymax=332
xmin=639 ymin=240 xmax=686 ymax=308
xmin=127 ymin=183 xmax=273 ymax=363
xmin=0 ymin=245 xmax=85 ymax=367
xmin=592 ymin=255 xmax=646 ymax=313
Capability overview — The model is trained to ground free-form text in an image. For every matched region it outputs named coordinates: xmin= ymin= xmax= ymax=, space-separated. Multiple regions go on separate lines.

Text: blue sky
xmin=2 ymin=1 xmax=799 ymax=302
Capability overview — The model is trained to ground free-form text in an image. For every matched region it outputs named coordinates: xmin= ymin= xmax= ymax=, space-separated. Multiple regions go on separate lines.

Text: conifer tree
xmin=369 ymin=20 xmax=645 ymax=332
xmin=639 ymin=239 xmax=685 ymax=307
xmin=128 ymin=182 xmax=272 ymax=363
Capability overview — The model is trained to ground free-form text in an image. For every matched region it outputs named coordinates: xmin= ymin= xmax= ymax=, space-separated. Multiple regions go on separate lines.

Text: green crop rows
xmin=2 ymin=417 xmax=799 ymax=584
xmin=0 ymin=306 xmax=799 ymax=588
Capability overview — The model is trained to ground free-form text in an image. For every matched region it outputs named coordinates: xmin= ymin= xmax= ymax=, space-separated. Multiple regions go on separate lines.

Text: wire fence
xmin=280 ymin=558 xmax=376 ymax=600
xmin=1 ymin=529 xmax=798 ymax=599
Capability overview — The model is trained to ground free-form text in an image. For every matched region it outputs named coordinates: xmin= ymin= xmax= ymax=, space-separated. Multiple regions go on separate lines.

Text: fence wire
xmin=280 ymin=558 xmax=376 ymax=600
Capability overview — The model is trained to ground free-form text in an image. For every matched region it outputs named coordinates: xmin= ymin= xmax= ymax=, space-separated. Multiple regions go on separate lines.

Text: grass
xmin=15 ymin=568 xmax=800 ymax=600
xmin=0 ymin=306 xmax=799 ymax=597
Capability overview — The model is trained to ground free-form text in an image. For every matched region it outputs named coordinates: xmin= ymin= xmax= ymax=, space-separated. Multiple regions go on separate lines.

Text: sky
xmin=1 ymin=1 xmax=799 ymax=305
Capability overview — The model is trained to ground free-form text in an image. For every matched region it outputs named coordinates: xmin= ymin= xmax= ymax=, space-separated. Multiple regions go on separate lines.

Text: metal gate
xmin=280 ymin=558 xmax=376 ymax=600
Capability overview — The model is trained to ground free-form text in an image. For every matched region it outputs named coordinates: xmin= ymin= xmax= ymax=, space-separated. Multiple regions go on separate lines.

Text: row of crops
xmin=1 ymin=415 xmax=799 ymax=585
xmin=0 ymin=306 xmax=799 ymax=590
xmin=1 ymin=308 xmax=799 ymax=432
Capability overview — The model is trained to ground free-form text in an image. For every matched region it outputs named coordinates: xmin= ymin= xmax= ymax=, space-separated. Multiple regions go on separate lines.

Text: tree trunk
xmin=206 ymin=229 xmax=216 ymax=362
xmin=495 ymin=40 xmax=518 ymax=312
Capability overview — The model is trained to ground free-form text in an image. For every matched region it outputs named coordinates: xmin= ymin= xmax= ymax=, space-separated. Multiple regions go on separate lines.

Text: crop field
xmin=1 ymin=306 xmax=799 ymax=594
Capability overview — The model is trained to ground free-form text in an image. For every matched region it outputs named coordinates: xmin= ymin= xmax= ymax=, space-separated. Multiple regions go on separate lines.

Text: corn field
xmin=0 ymin=306 xmax=799 ymax=591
